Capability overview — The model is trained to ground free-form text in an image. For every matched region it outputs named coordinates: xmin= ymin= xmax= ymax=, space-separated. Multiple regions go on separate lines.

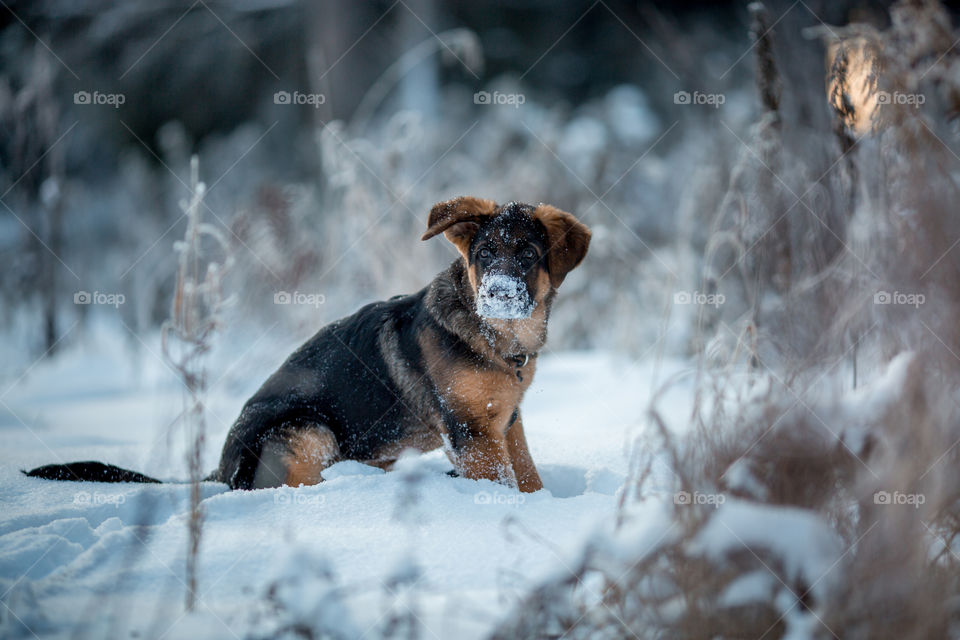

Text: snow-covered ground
xmin=0 ymin=326 xmax=695 ymax=639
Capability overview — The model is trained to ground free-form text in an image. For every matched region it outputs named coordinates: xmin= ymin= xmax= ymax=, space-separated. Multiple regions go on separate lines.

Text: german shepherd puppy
xmin=25 ymin=197 xmax=590 ymax=493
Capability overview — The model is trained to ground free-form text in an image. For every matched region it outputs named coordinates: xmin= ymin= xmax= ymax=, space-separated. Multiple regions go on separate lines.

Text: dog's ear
xmin=422 ymin=196 xmax=498 ymax=258
xmin=533 ymin=204 xmax=591 ymax=288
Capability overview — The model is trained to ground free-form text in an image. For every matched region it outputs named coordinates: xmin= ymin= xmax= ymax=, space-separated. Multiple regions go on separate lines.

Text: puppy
xmin=25 ymin=197 xmax=590 ymax=493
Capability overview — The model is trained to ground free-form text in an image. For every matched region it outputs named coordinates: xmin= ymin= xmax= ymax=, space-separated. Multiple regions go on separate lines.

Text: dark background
xmin=0 ymin=0 xmax=921 ymax=371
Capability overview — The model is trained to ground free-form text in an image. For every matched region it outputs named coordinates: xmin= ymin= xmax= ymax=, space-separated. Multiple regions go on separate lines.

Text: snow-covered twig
xmin=161 ymin=156 xmax=233 ymax=611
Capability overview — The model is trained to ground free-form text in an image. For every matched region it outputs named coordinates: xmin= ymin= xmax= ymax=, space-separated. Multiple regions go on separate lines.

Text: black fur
xmin=23 ymin=461 xmax=161 ymax=483
xmin=217 ymin=287 xmax=441 ymax=489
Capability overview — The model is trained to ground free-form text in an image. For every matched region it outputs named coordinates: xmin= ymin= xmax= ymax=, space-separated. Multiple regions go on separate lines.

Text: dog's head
xmin=422 ymin=197 xmax=591 ymax=320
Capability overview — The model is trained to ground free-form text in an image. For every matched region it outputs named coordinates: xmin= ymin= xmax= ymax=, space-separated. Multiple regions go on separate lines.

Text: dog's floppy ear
xmin=533 ymin=204 xmax=591 ymax=288
xmin=422 ymin=196 xmax=498 ymax=258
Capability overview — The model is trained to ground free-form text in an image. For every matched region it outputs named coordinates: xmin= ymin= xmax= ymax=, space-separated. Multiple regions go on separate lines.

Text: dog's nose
xmin=476 ymin=273 xmax=533 ymax=319
xmin=486 ymin=281 xmax=517 ymax=298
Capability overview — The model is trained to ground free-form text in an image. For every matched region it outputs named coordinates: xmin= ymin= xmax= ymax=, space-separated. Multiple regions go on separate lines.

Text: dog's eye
xmin=478 ymin=247 xmax=492 ymax=260
xmin=520 ymin=247 xmax=537 ymax=262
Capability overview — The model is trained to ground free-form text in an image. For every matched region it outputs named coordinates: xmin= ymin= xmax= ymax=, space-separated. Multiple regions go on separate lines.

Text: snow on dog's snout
xmin=476 ymin=273 xmax=534 ymax=319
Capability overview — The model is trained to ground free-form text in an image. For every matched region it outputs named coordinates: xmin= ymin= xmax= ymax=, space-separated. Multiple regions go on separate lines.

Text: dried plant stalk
xmin=161 ymin=156 xmax=233 ymax=611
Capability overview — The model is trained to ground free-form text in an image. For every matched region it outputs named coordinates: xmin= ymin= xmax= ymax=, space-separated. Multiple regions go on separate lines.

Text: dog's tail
xmin=23 ymin=461 xmax=165 ymax=483
xmin=23 ymin=461 xmax=223 ymax=484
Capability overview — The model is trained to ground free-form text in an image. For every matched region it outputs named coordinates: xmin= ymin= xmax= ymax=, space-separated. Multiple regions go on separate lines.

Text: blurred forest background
xmin=0 ymin=0 xmax=906 ymax=375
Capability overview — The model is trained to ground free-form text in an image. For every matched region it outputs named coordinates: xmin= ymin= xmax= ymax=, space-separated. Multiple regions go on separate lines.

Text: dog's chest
xmin=437 ymin=362 xmax=533 ymax=432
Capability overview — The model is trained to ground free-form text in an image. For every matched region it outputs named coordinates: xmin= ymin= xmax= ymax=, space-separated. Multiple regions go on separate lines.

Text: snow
xmin=0 ymin=325 xmax=693 ymax=639
xmin=475 ymin=273 xmax=533 ymax=319
xmin=689 ymin=499 xmax=844 ymax=602
xmin=2 ymin=322 xmax=898 ymax=638
xmin=718 ymin=570 xmax=777 ymax=608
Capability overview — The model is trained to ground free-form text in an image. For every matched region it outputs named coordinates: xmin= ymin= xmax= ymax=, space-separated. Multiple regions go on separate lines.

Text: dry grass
xmin=491 ymin=1 xmax=960 ymax=638
xmin=161 ymin=157 xmax=233 ymax=610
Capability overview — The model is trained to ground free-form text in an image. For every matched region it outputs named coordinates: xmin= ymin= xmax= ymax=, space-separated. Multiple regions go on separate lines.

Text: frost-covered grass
xmin=489 ymin=2 xmax=960 ymax=636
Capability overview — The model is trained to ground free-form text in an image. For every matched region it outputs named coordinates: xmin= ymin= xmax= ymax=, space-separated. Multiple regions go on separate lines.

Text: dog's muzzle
xmin=476 ymin=273 xmax=535 ymax=319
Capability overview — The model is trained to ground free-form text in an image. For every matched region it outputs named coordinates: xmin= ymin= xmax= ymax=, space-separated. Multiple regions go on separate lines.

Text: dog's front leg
xmin=454 ymin=430 xmax=517 ymax=487
xmin=505 ymin=415 xmax=543 ymax=493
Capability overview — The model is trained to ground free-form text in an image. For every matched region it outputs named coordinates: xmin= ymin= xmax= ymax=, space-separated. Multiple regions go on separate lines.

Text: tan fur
xmin=465 ymin=259 xmax=480 ymax=298
xmin=444 ymin=366 xmax=525 ymax=432
xmin=283 ymin=427 xmax=340 ymax=487
xmin=446 ymin=228 xmax=477 ymax=261
xmin=532 ymin=204 xmax=592 ymax=288
xmin=422 ymin=196 xmax=499 ymax=259
xmin=419 ymin=327 xmax=540 ymax=490
xmin=456 ymin=432 xmax=515 ymax=485
xmin=419 ymin=324 xmax=533 ymax=424
xmin=506 ymin=417 xmax=543 ymax=492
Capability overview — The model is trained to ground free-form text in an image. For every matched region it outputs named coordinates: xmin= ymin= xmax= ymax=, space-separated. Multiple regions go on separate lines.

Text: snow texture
xmin=475 ymin=273 xmax=534 ymax=319
xmin=0 ymin=328 xmax=693 ymax=639
xmin=689 ymin=500 xmax=844 ymax=601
